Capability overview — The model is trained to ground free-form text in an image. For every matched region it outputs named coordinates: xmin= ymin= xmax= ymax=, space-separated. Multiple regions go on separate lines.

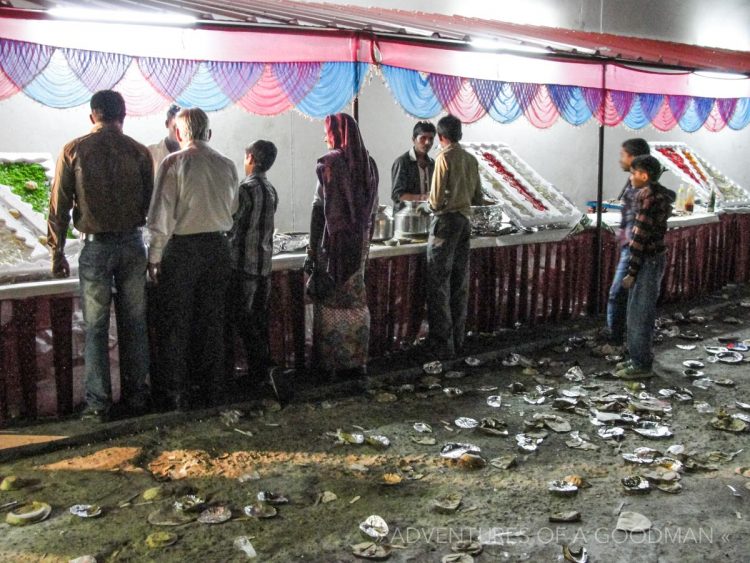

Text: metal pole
xmin=592 ymin=64 xmax=607 ymax=316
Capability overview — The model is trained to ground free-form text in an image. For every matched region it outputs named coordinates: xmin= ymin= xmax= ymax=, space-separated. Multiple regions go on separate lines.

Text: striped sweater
xmin=627 ymin=181 xmax=676 ymax=278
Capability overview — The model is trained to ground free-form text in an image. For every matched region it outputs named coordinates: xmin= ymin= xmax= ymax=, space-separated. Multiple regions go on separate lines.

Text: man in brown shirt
xmin=426 ymin=114 xmax=484 ymax=359
xmin=48 ymin=90 xmax=154 ymax=422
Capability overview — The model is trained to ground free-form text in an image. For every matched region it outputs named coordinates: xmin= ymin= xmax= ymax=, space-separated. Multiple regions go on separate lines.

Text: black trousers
xmin=156 ymin=233 xmax=231 ymax=405
xmin=228 ymin=271 xmax=272 ymax=379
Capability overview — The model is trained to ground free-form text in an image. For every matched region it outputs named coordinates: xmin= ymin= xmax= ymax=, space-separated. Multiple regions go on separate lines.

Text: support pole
xmin=592 ymin=64 xmax=607 ymax=315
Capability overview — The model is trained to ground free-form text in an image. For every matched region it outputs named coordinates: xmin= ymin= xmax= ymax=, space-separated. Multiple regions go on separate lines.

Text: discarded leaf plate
xmin=147 ymin=507 xmax=196 ymax=526
xmin=682 ymin=369 xmax=704 ymax=378
xmin=69 ymin=557 xmax=97 ymax=563
xmin=445 ymin=371 xmax=465 ymax=379
xmin=359 ymin=514 xmax=389 ymax=539
xmin=454 ymin=417 xmax=479 ymax=429
xmin=478 ymin=417 xmax=508 ymax=436
xmin=678 ymin=331 xmax=702 ymax=341
xmin=374 ymin=392 xmax=398 ymax=403
xmin=633 ymin=423 xmax=673 ymax=439
xmin=622 ymin=475 xmax=651 ymax=494
xmin=682 ymin=360 xmax=705 ymax=369
xmin=413 ymin=422 xmax=432 ymax=433
xmin=411 ymin=436 xmax=437 ymax=446
xmin=146 ymin=531 xmax=178 ymax=549
xmin=351 ymin=541 xmax=392 ymax=561
xmin=382 ymin=473 xmax=403 ymax=486
xmin=432 ymin=493 xmax=462 ymax=514
xmin=657 ymin=482 xmax=683 ymax=494
xmin=711 ymin=415 xmax=748 ymax=433
xmin=516 ymin=433 xmax=544 ymax=452
xmin=465 ymin=357 xmax=482 ymax=367
xmin=676 ymin=344 xmax=696 ymax=351
xmin=713 ymin=378 xmax=736 ymax=387
xmin=564 ymin=366 xmax=585 ymax=382
xmin=535 ymin=414 xmax=571 ymax=433
xmin=256 ymin=492 xmax=288 ymax=505
xmin=566 ymin=433 xmax=598 ymax=451
xmin=502 ymin=353 xmax=521 ymax=366
xmin=693 ymin=378 xmax=713 ymax=390
xmin=616 ymin=511 xmax=652 ymax=533
xmin=489 ymin=455 xmax=517 ymax=470
xmin=622 ymin=447 xmax=660 ymax=464
xmin=234 ymin=536 xmax=257 ymax=559
xmin=522 ymin=394 xmax=545 ymax=405
xmin=564 ymin=475 xmax=591 ymax=489
xmin=243 ymin=503 xmax=277 ymax=519
xmin=443 ymin=387 xmax=464 ymax=398
xmin=716 ymin=351 xmax=744 ymax=364
xmin=548 ymin=480 xmax=578 ymax=496
xmin=337 ymin=429 xmax=365 ymax=445
xmin=5 ymin=502 xmax=51 ymax=526
xmin=423 ymin=361 xmax=443 ymax=375
xmin=173 ymin=494 xmax=205 ymax=512
xmin=549 ymin=511 xmax=581 ymax=523
xmin=0 ymin=476 xmax=27 ymax=491
xmin=704 ymin=346 xmax=728 ymax=355
xmin=440 ymin=443 xmax=481 ymax=459
xmin=197 ymin=505 xmax=232 ymax=524
xmin=597 ymin=426 xmax=625 ymax=440
xmin=451 ymin=539 xmax=483 ymax=555
xmin=142 ymin=486 xmax=165 ymax=501
xmin=441 ymin=554 xmax=473 ymax=563
xmin=458 ymin=453 xmax=487 ymax=470
xmin=737 ymin=401 xmax=750 ymax=411
xmin=486 ymin=395 xmax=502 ymax=408
xmin=69 ymin=504 xmax=102 ymax=518
xmin=365 ymin=435 xmax=391 ymax=448
xmin=562 ymin=545 xmax=588 ymax=563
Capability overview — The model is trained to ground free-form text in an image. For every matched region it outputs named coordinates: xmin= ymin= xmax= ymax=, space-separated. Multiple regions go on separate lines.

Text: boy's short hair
xmin=622 ymin=138 xmax=650 ymax=157
xmin=166 ymin=104 xmax=181 ymax=122
xmin=412 ymin=121 xmax=436 ymax=139
xmin=437 ymin=114 xmax=463 ymax=143
xmin=246 ymin=140 xmax=278 ymax=173
xmin=90 ymin=90 xmax=126 ymax=123
xmin=631 ymin=155 xmax=663 ymax=181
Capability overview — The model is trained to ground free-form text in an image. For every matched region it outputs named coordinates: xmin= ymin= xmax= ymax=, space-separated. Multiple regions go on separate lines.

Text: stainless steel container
xmin=371 ymin=205 xmax=394 ymax=241
xmin=394 ymin=201 xmax=431 ymax=237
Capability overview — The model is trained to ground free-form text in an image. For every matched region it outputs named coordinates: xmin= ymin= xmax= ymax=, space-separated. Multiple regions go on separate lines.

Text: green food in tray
xmin=0 ymin=162 xmax=50 ymax=214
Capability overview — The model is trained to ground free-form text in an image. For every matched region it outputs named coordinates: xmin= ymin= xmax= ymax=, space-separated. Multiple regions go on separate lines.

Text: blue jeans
xmin=626 ymin=253 xmax=666 ymax=370
xmin=426 ymin=213 xmax=471 ymax=357
xmin=78 ymin=232 xmax=150 ymax=410
xmin=606 ymin=245 xmax=630 ymax=343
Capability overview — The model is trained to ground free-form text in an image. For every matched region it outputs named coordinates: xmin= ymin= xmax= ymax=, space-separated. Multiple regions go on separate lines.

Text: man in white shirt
xmin=147 ymin=108 xmax=239 ymax=410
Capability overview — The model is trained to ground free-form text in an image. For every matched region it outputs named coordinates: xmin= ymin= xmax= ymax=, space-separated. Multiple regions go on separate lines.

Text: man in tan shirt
xmin=48 ymin=90 xmax=154 ymax=422
xmin=426 ymin=114 xmax=484 ymax=359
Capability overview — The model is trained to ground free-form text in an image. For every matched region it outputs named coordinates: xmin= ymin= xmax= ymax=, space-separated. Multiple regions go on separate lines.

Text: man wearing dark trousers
xmin=48 ymin=90 xmax=154 ymax=422
xmin=426 ymin=114 xmax=485 ymax=360
xmin=147 ymin=108 xmax=239 ymax=410
xmin=228 ymin=140 xmax=279 ymax=390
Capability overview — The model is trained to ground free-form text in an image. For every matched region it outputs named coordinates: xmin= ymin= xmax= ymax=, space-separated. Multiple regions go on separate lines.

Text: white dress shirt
xmin=147 ymin=140 xmax=239 ymax=263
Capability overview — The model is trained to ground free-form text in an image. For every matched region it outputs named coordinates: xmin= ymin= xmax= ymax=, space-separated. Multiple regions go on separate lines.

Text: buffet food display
xmin=650 ymin=142 xmax=750 ymax=208
xmin=0 ymin=153 xmax=82 ymax=282
xmin=463 ymin=142 xmax=583 ymax=230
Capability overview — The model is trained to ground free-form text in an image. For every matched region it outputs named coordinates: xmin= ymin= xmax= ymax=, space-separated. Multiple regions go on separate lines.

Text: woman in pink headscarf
xmin=305 ymin=113 xmax=379 ymax=378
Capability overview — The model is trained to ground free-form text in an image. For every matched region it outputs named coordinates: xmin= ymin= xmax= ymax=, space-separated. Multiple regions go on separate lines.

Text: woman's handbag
xmin=305 ymin=257 xmax=335 ymax=300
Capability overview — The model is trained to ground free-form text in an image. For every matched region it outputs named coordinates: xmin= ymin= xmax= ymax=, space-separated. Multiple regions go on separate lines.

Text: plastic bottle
xmin=707 ymin=186 xmax=716 ymax=213
xmin=687 ymin=186 xmax=695 ymax=213
xmin=675 ymin=185 xmax=685 ymax=212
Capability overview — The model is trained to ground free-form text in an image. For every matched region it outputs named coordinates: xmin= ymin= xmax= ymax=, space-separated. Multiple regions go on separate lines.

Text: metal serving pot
xmin=394 ymin=201 xmax=431 ymax=237
xmin=371 ymin=205 xmax=394 ymax=241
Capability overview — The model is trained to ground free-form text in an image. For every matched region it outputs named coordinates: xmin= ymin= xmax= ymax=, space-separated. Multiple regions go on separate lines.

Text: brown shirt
xmin=47 ymin=123 xmax=154 ymax=253
xmin=428 ymin=143 xmax=483 ymax=219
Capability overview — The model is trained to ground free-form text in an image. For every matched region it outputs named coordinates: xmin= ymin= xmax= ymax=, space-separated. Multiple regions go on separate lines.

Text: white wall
xmin=3 ymin=75 xmax=748 ymax=231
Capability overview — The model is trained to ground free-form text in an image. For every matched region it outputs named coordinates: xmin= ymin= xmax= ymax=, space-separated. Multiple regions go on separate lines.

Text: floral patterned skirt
xmin=312 ymin=260 xmax=370 ymax=371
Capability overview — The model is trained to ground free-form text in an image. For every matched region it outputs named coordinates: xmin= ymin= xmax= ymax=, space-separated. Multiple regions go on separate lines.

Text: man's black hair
xmin=246 ymin=140 xmax=278 ymax=173
xmin=436 ymin=114 xmax=463 ymax=143
xmin=166 ymin=104 xmax=181 ymax=122
xmin=90 ymin=90 xmax=126 ymax=123
xmin=412 ymin=121 xmax=436 ymax=139
xmin=631 ymin=155 xmax=663 ymax=181
xmin=622 ymin=138 xmax=650 ymax=157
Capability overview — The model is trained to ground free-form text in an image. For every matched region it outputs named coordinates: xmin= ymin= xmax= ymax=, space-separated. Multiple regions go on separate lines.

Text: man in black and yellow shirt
xmin=616 ymin=155 xmax=675 ymax=379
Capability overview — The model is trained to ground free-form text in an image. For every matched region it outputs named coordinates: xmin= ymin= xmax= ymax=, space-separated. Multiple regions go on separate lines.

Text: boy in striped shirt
xmin=616 ymin=155 xmax=675 ymax=379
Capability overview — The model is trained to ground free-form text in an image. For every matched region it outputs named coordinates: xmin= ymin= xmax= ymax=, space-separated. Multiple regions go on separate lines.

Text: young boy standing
xmin=616 ymin=155 xmax=675 ymax=379
xmin=228 ymin=140 xmax=279 ymax=389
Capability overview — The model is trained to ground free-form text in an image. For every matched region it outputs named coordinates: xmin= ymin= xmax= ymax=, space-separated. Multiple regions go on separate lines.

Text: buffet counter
xmin=2 ymin=214 xmax=750 ymax=426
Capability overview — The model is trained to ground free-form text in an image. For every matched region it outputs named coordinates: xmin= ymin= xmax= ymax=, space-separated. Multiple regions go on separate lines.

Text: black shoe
xmin=80 ymin=406 xmax=110 ymax=423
